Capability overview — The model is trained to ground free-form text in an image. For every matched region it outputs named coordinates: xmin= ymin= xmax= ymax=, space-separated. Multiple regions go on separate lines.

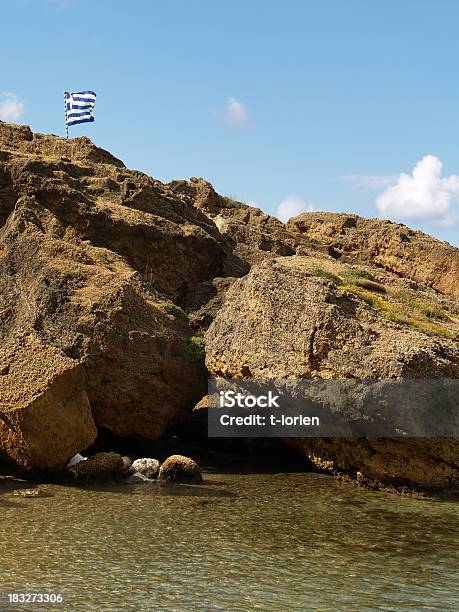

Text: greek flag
xmin=64 ymin=91 xmax=96 ymax=134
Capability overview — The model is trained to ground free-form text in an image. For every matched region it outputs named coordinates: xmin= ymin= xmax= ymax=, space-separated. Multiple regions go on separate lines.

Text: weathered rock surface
xmin=288 ymin=212 xmax=459 ymax=300
xmin=0 ymin=121 xmax=228 ymax=302
xmin=205 ymin=256 xmax=459 ymax=491
xmin=287 ymin=437 xmax=459 ymax=492
xmin=1 ymin=121 xmax=458 ymax=491
xmin=205 ymin=257 xmax=459 ymax=379
xmin=0 ymin=122 xmax=219 ymax=463
xmin=0 ymin=335 xmax=96 ymax=472
xmin=158 ymin=454 xmax=203 ymax=484
xmin=168 ymin=178 xmax=336 ymax=271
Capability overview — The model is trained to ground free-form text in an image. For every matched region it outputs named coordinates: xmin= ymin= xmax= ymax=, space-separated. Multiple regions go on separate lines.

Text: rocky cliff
xmin=0 ymin=122 xmax=225 ymax=470
xmin=0 ymin=121 xmax=457 ymax=492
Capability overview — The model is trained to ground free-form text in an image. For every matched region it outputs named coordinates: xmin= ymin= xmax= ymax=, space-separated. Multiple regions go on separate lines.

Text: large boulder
xmin=205 ymin=257 xmax=459 ymax=380
xmin=0 ymin=195 xmax=207 ymax=439
xmin=0 ymin=123 xmax=224 ymax=452
xmin=0 ymin=335 xmax=96 ymax=472
xmin=205 ymin=256 xmax=459 ymax=491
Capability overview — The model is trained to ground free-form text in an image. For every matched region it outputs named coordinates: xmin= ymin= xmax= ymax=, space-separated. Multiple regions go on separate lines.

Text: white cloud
xmin=0 ymin=93 xmax=25 ymax=122
xmin=342 ymin=174 xmax=398 ymax=189
xmin=376 ymin=155 xmax=459 ymax=226
xmin=276 ymin=195 xmax=315 ymax=223
xmin=222 ymin=97 xmax=251 ymax=125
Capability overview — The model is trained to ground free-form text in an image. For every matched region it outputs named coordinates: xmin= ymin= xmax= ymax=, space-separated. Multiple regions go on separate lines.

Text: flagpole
xmin=64 ymin=92 xmax=68 ymax=138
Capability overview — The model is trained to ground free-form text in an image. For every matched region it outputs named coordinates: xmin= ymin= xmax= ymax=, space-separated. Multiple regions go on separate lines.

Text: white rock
xmin=132 ymin=458 xmax=161 ymax=479
xmin=66 ymin=453 xmax=87 ymax=469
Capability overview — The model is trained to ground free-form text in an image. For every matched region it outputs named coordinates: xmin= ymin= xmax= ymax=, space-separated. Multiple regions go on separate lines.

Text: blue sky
xmin=1 ymin=0 xmax=459 ymax=246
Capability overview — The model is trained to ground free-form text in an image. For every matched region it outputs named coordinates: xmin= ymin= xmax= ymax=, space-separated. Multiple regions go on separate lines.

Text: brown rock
xmin=0 ymin=195 xmax=207 ymax=440
xmin=121 ymin=456 xmax=135 ymax=476
xmin=2 ymin=121 xmax=458 ymax=491
xmin=69 ymin=452 xmax=124 ymax=481
xmin=0 ymin=335 xmax=96 ymax=472
xmin=288 ymin=212 xmax=459 ymax=300
xmin=205 ymin=256 xmax=459 ymax=490
xmin=158 ymin=454 xmax=203 ymax=484
xmin=289 ymin=437 xmax=459 ymax=492
xmin=0 ymin=122 xmax=227 ymax=302
xmin=205 ymin=256 xmax=459 ymax=380
xmin=0 ymin=123 xmax=224 ymax=444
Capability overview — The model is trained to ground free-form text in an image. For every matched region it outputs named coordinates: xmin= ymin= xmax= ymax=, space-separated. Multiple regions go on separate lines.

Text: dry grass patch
xmin=341 ymin=285 xmax=454 ymax=338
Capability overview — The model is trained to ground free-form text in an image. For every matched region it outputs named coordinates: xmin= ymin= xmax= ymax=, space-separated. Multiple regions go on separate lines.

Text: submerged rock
xmin=127 ymin=471 xmax=155 ymax=484
xmin=132 ymin=458 xmax=161 ymax=480
xmin=158 ymin=455 xmax=203 ymax=484
xmin=121 ymin=456 xmax=136 ymax=476
xmin=13 ymin=488 xmax=44 ymax=498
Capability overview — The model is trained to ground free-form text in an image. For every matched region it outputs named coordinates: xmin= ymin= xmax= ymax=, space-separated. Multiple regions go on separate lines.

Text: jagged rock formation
xmin=0 ymin=122 xmax=226 ymax=469
xmin=0 ymin=121 xmax=458 ymax=492
xmin=288 ymin=212 xmax=459 ymax=300
xmin=205 ymin=256 xmax=459 ymax=380
xmin=204 ymin=256 xmax=459 ymax=491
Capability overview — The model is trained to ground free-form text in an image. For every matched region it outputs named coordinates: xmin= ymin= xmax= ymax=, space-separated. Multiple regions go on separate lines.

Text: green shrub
xmin=342 ymin=268 xmax=375 ymax=280
xmin=390 ymin=291 xmax=450 ymax=321
xmin=409 ymin=320 xmax=452 ymax=338
xmin=184 ymin=334 xmax=205 ymax=363
xmin=411 ymin=300 xmax=449 ymax=321
xmin=341 ymin=285 xmax=452 ymax=337
xmin=352 ymin=278 xmax=386 ymax=293
xmin=222 ymin=195 xmax=247 ymax=209
xmin=341 ymin=285 xmax=381 ymax=307
xmin=161 ymin=303 xmax=188 ymax=320
xmin=308 ymin=266 xmax=343 ymax=285
xmin=341 ymin=269 xmax=385 ymax=293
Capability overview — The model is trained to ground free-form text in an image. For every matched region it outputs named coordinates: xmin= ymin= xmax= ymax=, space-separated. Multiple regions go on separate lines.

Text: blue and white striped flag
xmin=64 ymin=90 xmax=96 ymax=136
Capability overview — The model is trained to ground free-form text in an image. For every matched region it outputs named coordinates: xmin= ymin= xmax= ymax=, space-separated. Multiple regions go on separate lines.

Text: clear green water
xmin=1 ymin=472 xmax=458 ymax=611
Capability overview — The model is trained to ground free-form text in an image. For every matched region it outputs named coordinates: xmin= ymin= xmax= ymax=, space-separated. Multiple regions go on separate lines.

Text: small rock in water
xmin=69 ymin=452 xmax=125 ymax=481
xmin=121 ymin=456 xmax=136 ymax=476
xmin=13 ymin=488 xmax=44 ymax=498
xmin=158 ymin=455 xmax=203 ymax=484
xmin=132 ymin=458 xmax=161 ymax=480
xmin=127 ymin=472 xmax=155 ymax=484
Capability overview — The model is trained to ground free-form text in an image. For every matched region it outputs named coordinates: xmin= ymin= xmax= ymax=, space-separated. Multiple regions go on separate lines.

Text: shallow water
xmin=0 ymin=472 xmax=458 ymax=611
